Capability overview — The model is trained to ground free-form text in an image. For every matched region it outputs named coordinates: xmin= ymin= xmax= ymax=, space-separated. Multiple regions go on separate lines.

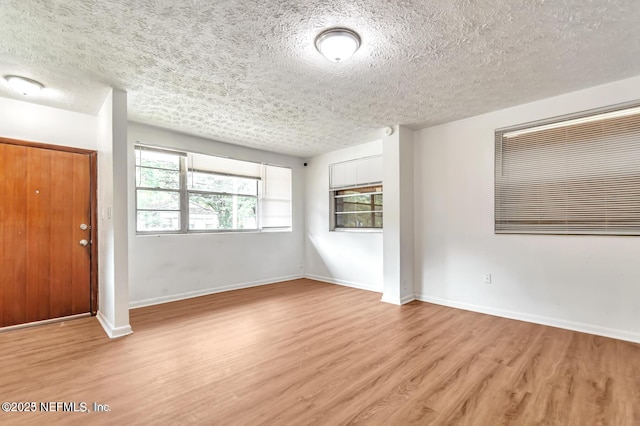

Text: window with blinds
xmin=495 ymin=103 xmax=640 ymax=235
xmin=135 ymin=145 xmax=292 ymax=234
xmin=261 ymin=165 xmax=292 ymax=229
xmin=329 ymin=155 xmax=383 ymax=230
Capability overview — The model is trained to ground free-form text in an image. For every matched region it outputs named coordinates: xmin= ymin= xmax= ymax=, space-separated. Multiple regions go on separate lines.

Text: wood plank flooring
xmin=0 ymin=278 xmax=639 ymax=425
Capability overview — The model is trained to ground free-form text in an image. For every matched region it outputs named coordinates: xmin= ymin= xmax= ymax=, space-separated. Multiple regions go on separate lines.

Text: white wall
xmin=128 ymin=123 xmax=305 ymax=307
xmin=305 ymin=140 xmax=384 ymax=292
xmin=414 ymin=75 xmax=640 ymax=343
xmin=0 ymin=96 xmax=96 ymax=149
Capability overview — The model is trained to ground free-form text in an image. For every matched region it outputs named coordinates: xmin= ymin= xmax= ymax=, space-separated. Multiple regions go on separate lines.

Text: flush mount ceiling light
xmin=5 ymin=75 xmax=44 ymax=96
xmin=315 ymin=28 xmax=361 ymax=63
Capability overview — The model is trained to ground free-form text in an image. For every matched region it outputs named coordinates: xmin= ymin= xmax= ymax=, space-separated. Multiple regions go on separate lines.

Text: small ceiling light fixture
xmin=315 ymin=28 xmax=361 ymax=63
xmin=5 ymin=75 xmax=44 ymax=96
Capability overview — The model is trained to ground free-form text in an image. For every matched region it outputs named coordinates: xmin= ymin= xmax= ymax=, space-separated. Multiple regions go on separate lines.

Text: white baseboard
xmin=96 ymin=311 xmax=133 ymax=339
xmin=415 ymin=294 xmax=640 ymax=344
xmin=129 ymin=274 xmax=305 ymax=309
xmin=380 ymin=294 xmax=416 ymax=305
xmin=305 ymin=274 xmax=381 ymax=293
xmin=401 ymin=294 xmax=417 ymax=304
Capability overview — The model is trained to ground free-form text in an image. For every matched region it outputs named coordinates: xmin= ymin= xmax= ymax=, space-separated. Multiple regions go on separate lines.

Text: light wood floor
xmin=1 ymin=279 xmax=639 ymax=425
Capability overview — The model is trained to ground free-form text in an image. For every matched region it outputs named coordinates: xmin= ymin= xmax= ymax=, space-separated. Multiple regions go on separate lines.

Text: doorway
xmin=0 ymin=138 xmax=97 ymax=328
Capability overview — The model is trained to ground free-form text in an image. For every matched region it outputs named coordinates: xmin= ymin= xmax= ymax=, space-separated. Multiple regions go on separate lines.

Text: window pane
xmin=136 ymin=166 xmax=180 ymax=189
xmin=336 ymin=194 xmax=383 ymax=212
xmin=334 ymin=185 xmax=383 ymax=229
xmin=136 ymin=149 xmax=180 ymax=170
xmin=188 ymin=171 xmax=257 ymax=195
xmin=137 ymin=211 xmax=180 ymax=232
xmin=137 ymin=190 xmax=180 ymax=210
xmin=336 ymin=212 xmax=382 ymax=228
xmin=188 ymin=193 xmax=257 ymax=230
xmin=335 ymin=185 xmax=382 ymax=196
xmin=374 ymin=212 xmax=383 ymax=228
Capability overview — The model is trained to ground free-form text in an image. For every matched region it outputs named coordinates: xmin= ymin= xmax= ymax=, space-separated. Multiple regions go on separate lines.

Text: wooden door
xmin=0 ymin=140 xmax=95 ymax=328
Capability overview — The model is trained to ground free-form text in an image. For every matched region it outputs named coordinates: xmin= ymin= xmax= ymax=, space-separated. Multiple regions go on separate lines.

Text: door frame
xmin=0 ymin=137 xmax=99 ymax=316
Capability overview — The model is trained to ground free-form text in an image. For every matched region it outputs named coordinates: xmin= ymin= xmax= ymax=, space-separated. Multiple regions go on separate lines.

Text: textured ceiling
xmin=1 ymin=1 xmax=640 ymax=157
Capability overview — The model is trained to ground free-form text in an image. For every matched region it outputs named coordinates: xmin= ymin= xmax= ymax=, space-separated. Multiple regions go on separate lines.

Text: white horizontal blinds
xmin=261 ymin=165 xmax=292 ymax=228
xmin=495 ymin=106 xmax=640 ymax=235
xmin=188 ymin=152 xmax=262 ymax=177
xmin=329 ymin=155 xmax=383 ymax=189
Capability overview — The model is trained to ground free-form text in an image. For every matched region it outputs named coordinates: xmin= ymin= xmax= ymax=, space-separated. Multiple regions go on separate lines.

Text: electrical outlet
xmin=483 ymin=273 xmax=492 ymax=284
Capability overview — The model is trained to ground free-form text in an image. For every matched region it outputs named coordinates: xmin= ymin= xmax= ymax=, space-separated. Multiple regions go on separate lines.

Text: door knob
xmin=79 ymin=239 xmax=89 ymax=247
xmin=80 ymin=223 xmax=89 ymax=230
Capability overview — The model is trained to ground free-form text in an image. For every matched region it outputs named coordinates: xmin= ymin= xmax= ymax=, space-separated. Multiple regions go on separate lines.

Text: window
xmin=262 ymin=165 xmax=294 ymax=228
xmin=334 ymin=185 xmax=383 ymax=229
xmin=329 ymin=155 xmax=383 ymax=230
xmin=188 ymin=172 xmax=258 ymax=231
xmin=135 ymin=145 xmax=292 ymax=234
xmin=135 ymin=147 xmax=183 ymax=232
xmin=495 ymin=102 xmax=640 ymax=235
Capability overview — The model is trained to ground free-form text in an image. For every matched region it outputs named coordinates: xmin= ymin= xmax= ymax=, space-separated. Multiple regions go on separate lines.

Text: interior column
xmin=381 ymin=125 xmax=415 ymax=305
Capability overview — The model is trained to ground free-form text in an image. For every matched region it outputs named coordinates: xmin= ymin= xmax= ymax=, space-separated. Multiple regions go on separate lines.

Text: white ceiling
xmin=1 ymin=1 xmax=640 ymax=157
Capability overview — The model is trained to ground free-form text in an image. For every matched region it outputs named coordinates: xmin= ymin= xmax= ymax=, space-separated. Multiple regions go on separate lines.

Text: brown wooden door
xmin=0 ymin=142 xmax=93 ymax=327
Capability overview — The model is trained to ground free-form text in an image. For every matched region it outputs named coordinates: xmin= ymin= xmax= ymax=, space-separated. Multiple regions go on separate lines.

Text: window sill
xmin=331 ymin=228 xmax=383 ymax=233
xmin=136 ymin=228 xmax=292 ymax=237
